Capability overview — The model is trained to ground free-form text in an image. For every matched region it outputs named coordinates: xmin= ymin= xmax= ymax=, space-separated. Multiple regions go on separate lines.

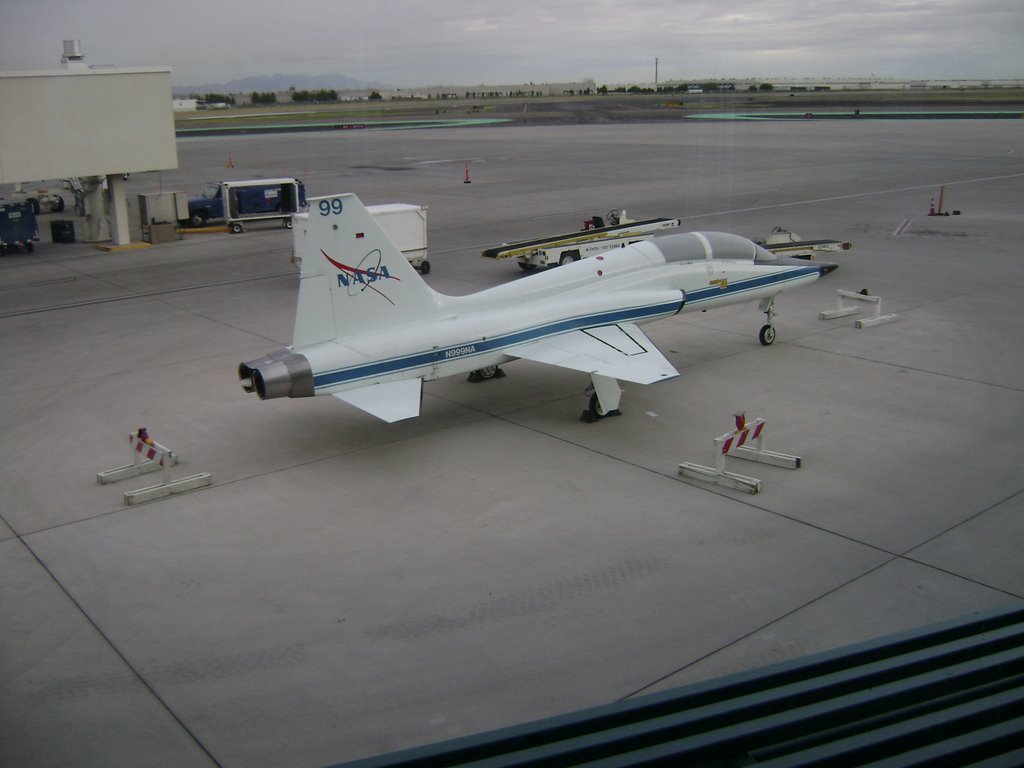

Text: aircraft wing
xmin=508 ymin=323 xmax=679 ymax=384
xmin=333 ymin=378 xmax=422 ymax=422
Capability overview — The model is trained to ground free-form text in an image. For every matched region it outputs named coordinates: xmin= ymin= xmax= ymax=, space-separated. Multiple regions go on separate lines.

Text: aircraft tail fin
xmin=292 ymin=193 xmax=441 ymax=347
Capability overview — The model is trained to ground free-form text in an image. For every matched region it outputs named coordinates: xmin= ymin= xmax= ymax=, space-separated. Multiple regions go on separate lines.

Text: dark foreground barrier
xmin=330 ymin=603 xmax=1024 ymax=767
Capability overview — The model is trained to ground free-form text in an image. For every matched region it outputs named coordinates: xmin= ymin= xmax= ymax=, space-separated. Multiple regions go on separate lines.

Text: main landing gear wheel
xmin=467 ymin=366 xmax=505 ymax=383
xmin=580 ymin=393 xmax=622 ymax=423
xmin=759 ymin=324 xmax=776 ymax=346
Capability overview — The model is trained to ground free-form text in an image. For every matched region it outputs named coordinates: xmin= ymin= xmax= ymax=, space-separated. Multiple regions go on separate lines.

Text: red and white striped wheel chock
xmin=679 ymin=412 xmax=801 ymax=494
xmin=97 ymin=428 xmax=211 ymax=505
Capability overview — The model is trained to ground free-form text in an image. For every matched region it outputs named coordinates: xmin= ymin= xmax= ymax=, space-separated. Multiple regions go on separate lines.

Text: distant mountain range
xmin=172 ymin=73 xmax=387 ymax=96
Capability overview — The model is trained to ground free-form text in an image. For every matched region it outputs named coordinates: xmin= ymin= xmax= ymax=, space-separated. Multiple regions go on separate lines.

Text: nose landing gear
xmin=758 ymin=296 xmax=777 ymax=346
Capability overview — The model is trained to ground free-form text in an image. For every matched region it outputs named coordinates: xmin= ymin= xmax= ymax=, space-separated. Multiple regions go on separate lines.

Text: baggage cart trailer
xmin=482 ymin=211 xmax=680 ymax=270
xmin=0 ymin=202 xmax=40 ymax=254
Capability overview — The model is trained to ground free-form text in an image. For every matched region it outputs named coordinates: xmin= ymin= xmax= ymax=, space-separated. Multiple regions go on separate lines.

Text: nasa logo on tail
xmin=321 ymin=249 xmax=400 ymax=304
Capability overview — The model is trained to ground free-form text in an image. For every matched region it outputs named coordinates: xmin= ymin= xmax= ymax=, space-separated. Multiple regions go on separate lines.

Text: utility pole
xmin=655 ymin=58 xmax=659 ymax=87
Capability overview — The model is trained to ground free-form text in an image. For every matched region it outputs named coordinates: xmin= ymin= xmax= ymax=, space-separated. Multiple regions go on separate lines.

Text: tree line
xmin=187 ymin=82 xmax=777 ymax=106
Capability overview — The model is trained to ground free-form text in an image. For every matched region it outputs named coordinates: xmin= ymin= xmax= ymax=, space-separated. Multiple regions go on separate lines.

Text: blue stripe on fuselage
xmin=687 ymin=266 xmax=818 ymax=305
xmin=312 ymin=297 xmax=682 ymax=391
xmin=311 ymin=266 xmax=816 ymax=392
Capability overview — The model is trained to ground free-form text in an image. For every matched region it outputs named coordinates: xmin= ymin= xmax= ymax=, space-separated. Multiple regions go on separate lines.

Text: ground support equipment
xmin=97 ymin=428 xmax=212 ymax=505
xmin=820 ymin=289 xmax=897 ymax=328
xmin=679 ymin=413 xmax=800 ymax=494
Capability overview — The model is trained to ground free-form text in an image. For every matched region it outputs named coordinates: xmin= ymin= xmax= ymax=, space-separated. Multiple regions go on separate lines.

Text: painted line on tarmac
xmin=680 ymin=172 xmax=1024 ymax=221
xmin=0 ymin=271 xmax=295 ymax=319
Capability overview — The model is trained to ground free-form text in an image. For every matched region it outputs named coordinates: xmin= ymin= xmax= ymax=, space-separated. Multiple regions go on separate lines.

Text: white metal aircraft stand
xmin=97 ymin=428 xmax=212 ymax=505
xmin=819 ymin=289 xmax=897 ymax=328
xmin=679 ymin=413 xmax=801 ymax=494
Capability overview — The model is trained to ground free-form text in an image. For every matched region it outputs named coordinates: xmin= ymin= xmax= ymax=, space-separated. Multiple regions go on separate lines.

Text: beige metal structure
xmin=0 ymin=56 xmax=178 ymax=245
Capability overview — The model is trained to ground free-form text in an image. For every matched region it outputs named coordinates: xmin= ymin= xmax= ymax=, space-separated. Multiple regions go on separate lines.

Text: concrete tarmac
xmin=2 ymin=119 xmax=1023 ymax=767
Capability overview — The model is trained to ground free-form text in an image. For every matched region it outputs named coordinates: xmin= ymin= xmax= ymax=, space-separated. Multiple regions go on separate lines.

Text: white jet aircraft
xmin=239 ymin=193 xmax=833 ymax=422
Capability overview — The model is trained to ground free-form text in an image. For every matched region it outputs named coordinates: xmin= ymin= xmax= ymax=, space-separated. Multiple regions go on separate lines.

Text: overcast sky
xmin=3 ymin=0 xmax=1022 ymax=88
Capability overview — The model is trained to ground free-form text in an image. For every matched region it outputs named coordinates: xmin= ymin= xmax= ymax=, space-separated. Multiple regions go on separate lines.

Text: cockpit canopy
xmin=656 ymin=232 xmax=775 ymax=263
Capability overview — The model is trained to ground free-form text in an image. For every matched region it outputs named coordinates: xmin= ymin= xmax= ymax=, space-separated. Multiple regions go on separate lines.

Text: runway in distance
xmin=238 ymin=193 xmax=834 ymax=422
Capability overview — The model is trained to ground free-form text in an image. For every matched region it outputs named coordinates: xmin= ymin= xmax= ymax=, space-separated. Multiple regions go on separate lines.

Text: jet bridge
xmin=0 ymin=42 xmax=178 ymax=247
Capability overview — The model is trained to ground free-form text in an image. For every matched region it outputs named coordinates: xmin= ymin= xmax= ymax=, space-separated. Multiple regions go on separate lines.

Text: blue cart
xmin=0 ymin=202 xmax=40 ymax=254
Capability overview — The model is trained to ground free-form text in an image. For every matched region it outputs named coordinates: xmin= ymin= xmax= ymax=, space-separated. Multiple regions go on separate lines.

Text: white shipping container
xmin=291 ymin=203 xmax=431 ymax=272
xmin=291 ymin=212 xmax=309 ymax=266
xmin=367 ymin=203 xmax=429 ymax=271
